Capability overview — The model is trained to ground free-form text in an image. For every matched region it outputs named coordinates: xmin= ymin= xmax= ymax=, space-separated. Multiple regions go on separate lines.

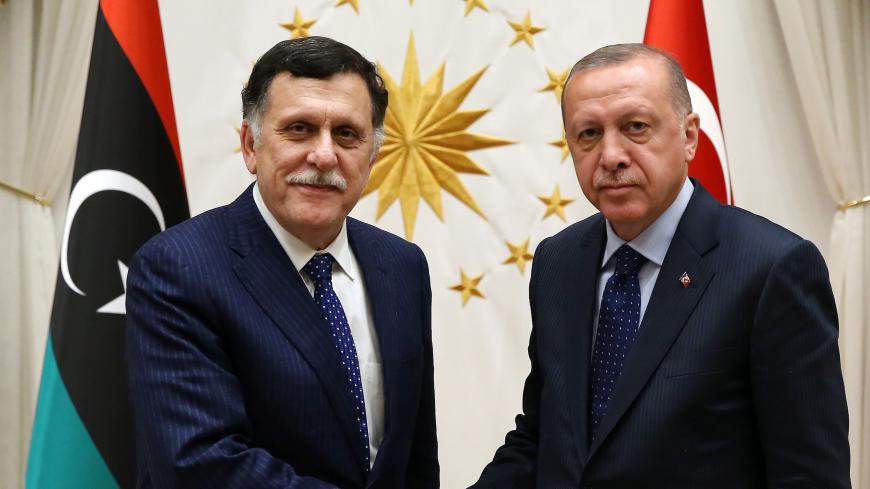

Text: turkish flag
xmin=644 ymin=0 xmax=733 ymax=204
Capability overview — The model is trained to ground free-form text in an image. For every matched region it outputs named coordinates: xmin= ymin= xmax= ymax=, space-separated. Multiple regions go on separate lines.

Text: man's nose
xmin=307 ymin=131 xmax=339 ymax=169
xmin=598 ymin=131 xmax=629 ymax=171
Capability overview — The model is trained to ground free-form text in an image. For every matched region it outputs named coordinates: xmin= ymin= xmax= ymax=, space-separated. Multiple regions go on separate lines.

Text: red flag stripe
xmin=100 ymin=0 xmax=185 ymax=183
xmin=643 ymin=0 xmax=719 ymax=112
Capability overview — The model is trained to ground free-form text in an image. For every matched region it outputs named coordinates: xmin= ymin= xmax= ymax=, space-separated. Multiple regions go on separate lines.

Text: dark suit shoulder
xmin=347 ymin=217 xmax=425 ymax=262
xmin=719 ymin=205 xmax=802 ymax=242
xmin=535 ymin=213 xmax=604 ymax=258
xmin=714 ymin=204 xmax=817 ymax=262
xmin=132 ymin=202 xmax=232 ymax=268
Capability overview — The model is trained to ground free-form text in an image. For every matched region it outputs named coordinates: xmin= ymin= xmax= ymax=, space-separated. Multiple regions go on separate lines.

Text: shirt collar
xmin=253 ymin=184 xmax=356 ymax=280
xmin=600 ymin=177 xmax=694 ymax=269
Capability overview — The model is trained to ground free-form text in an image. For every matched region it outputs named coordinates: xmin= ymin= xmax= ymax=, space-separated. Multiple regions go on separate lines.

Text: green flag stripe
xmin=26 ymin=339 xmax=119 ymax=489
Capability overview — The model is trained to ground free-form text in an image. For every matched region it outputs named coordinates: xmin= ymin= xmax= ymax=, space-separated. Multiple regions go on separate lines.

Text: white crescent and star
xmin=60 ymin=169 xmax=165 ymax=315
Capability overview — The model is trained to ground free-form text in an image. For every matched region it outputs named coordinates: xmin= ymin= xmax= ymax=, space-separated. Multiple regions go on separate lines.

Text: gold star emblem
xmin=508 ymin=11 xmax=545 ymax=48
xmin=364 ymin=34 xmax=513 ymax=239
xmin=464 ymin=0 xmax=489 ymax=16
xmin=538 ymin=185 xmax=574 ymax=221
xmin=449 ymin=268 xmax=485 ymax=306
xmin=503 ymin=239 xmax=534 ymax=274
xmin=336 ymin=0 xmax=359 ymax=13
xmin=539 ymin=67 xmax=568 ymax=103
xmin=549 ymin=131 xmax=569 ymax=163
xmin=233 ymin=127 xmax=242 ymax=153
xmin=279 ymin=7 xmax=316 ymax=39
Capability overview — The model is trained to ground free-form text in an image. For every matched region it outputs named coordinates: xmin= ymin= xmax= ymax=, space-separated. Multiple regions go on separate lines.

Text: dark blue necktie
xmin=303 ymin=253 xmax=370 ymax=470
xmin=589 ymin=244 xmax=647 ymax=442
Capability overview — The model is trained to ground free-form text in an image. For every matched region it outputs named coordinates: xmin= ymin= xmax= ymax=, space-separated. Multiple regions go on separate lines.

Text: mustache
xmin=594 ymin=170 xmax=640 ymax=189
xmin=285 ymin=168 xmax=348 ymax=191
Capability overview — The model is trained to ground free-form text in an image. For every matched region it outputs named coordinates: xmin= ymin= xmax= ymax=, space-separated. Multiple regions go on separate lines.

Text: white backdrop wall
xmin=30 ymin=1 xmax=838 ymax=488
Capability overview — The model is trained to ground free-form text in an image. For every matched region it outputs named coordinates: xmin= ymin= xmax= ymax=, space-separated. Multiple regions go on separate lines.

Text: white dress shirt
xmin=253 ymin=185 xmax=384 ymax=467
xmin=593 ymin=177 xmax=695 ymax=347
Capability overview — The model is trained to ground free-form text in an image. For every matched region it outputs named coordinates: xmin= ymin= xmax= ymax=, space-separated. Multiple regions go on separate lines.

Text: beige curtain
xmin=773 ymin=0 xmax=870 ymax=486
xmin=0 ymin=0 xmax=96 ymax=487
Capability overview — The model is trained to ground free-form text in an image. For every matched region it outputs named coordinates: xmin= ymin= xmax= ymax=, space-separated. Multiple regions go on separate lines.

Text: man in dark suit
xmin=126 ymin=36 xmax=438 ymax=489
xmin=471 ymin=43 xmax=850 ymax=488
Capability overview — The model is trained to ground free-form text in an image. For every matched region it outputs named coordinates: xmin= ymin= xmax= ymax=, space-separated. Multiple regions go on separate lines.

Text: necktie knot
xmin=614 ymin=245 xmax=646 ymax=276
xmin=303 ymin=253 xmax=335 ymax=284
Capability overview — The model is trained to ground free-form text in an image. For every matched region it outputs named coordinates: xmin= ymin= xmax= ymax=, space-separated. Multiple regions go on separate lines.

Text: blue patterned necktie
xmin=302 ymin=253 xmax=370 ymax=470
xmin=589 ymin=244 xmax=647 ymax=442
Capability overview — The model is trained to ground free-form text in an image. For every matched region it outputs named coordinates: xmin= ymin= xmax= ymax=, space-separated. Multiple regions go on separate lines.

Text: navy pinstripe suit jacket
xmin=472 ymin=181 xmax=850 ymax=489
xmin=126 ymin=185 xmax=438 ymax=489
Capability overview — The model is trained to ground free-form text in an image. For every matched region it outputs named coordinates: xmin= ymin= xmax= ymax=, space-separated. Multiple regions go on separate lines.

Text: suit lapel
xmin=345 ymin=218 xmax=399 ymax=482
xmin=588 ymin=183 xmax=721 ymax=458
xmin=226 ymin=187 xmax=366 ymax=468
xmin=550 ymin=218 xmax=607 ymax=465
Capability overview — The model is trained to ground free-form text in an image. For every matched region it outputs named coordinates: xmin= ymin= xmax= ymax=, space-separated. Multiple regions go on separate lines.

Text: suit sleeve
xmin=468 ymin=240 xmax=548 ymax=489
xmin=125 ymin=240 xmax=338 ymax=489
xmin=405 ymin=247 xmax=440 ymax=488
xmin=750 ymin=239 xmax=851 ymax=488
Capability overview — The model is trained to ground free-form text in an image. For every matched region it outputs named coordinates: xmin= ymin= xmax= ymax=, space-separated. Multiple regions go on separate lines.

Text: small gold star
xmin=279 ymin=7 xmax=316 ymax=39
xmin=449 ymin=268 xmax=485 ymax=306
xmin=503 ymin=239 xmax=534 ymax=274
xmin=549 ymin=131 xmax=569 ymax=163
xmin=464 ymin=0 xmax=489 ymax=16
xmin=539 ymin=67 xmax=568 ymax=103
xmin=538 ymin=185 xmax=574 ymax=221
xmin=336 ymin=0 xmax=359 ymax=12
xmin=234 ymin=127 xmax=242 ymax=153
xmin=508 ymin=11 xmax=545 ymax=48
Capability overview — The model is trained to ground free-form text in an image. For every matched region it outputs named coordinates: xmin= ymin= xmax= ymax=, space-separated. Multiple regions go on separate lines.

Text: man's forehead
xmin=265 ymin=73 xmax=372 ymax=117
xmin=566 ymin=61 xmax=669 ymax=110
xmin=565 ymin=97 xmax=657 ymax=128
xmin=270 ymin=71 xmax=368 ymax=93
xmin=577 ymin=58 xmax=666 ymax=89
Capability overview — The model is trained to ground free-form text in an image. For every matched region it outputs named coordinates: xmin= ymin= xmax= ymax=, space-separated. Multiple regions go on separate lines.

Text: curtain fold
xmin=773 ymin=0 xmax=869 ymax=486
xmin=0 ymin=1 xmax=97 ymax=487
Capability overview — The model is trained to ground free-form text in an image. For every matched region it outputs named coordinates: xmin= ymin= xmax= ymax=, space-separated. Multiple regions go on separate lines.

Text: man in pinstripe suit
xmin=472 ymin=44 xmax=850 ymax=488
xmin=126 ymin=37 xmax=438 ymax=489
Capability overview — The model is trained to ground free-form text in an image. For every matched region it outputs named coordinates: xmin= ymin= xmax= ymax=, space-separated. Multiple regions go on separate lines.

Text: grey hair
xmin=561 ymin=43 xmax=692 ymax=119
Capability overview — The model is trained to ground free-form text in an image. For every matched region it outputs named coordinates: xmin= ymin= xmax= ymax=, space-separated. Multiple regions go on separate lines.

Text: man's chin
xmin=600 ymin=205 xmax=646 ymax=226
xmin=277 ymin=213 xmax=345 ymax=246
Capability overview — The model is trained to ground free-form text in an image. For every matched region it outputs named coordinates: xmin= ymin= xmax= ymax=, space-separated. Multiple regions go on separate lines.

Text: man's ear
xmin=240 ymin=121 xmax=257 ymax=174
xmin=683 ymin=112 xmax=701 ymax=162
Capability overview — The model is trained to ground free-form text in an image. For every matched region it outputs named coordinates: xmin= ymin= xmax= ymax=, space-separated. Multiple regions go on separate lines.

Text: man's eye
xmin=578 ymin=128 xmax=599 ymax=140
xmin=287 ymin=123 xmax=309 ymax=134
xmin=335 ymin=128 xmax=360 ymax=142
xmin=625 ymin=121 xmax=648 ymax=133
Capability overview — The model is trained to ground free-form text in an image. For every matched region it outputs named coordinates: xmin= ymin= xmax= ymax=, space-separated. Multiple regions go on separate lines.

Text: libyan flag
xmin=25 ymin=1 xmax=189 ymax=488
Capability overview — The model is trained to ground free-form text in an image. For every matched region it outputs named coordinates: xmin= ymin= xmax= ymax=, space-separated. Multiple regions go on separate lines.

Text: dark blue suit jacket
xmin=126 ymin=185 xmax=438 ymax=489
xmin=472 ymin=182 xmax=849 ymax=488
